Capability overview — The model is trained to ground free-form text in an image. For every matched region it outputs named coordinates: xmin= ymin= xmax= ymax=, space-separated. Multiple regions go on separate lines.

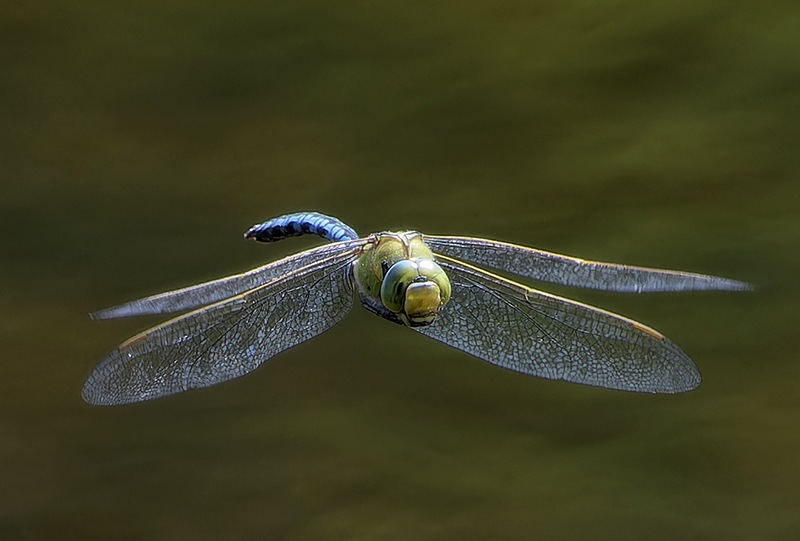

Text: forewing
xmin=425 ymin=236 xmax=750 ymax=292
xmin=83 ymin=250 xmax=357 ymax=405
xmin=416 ymin=256 xmax=701 ymax=393
xmin=92 ymin=239 xmax=366 ymax=319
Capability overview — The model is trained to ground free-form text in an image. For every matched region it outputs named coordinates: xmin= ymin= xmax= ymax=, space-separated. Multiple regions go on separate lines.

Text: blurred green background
xmin=2 ymin=1 xmax=798 ymax=539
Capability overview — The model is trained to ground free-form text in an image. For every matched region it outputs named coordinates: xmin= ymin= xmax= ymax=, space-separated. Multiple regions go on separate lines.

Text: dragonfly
xmin=84 ymin=212 xmax=750 ymax=405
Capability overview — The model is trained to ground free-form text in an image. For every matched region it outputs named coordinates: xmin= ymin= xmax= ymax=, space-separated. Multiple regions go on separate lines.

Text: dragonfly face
xmin=354 ymin=232 xmax=452 ymax=327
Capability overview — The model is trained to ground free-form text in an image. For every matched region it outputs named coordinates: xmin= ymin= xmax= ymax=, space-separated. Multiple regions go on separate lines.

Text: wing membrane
xmin=83 ymin=250 xmax=358 ymax=405
xmin=425 ymin=235 xmax=750 ymax=293
xmin=416 ymin=256 xmax=701 ymax=393
xmin=91 ymin=239 xmax=366 ymax=319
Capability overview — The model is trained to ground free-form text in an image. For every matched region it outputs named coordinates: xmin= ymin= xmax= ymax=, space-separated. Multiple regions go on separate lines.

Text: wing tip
xmin=89 ymin=305 xmax=134 ymax=320
xmin=669 ymin=369 xmax=702 ymax=393
xmin=81 ymin=376 xmax=108 ymax=406
xmin=89 ymin=310 xmax=109 ymax=321
xmin=730 ymin=279 xmax=756 ymax=292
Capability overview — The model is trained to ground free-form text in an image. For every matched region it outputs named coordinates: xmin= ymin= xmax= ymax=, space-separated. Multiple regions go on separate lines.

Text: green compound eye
xmin=380 ymin=260 xmax=419 ymax=313
xmin=380 ymin=259 xmax=451 ymax=326
xmin=415 ymin=258 xmax=451 ymax=306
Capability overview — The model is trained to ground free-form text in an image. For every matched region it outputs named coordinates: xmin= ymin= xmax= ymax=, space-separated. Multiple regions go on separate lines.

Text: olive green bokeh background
xmin=2 ymin=1 xmax=798 ymax=539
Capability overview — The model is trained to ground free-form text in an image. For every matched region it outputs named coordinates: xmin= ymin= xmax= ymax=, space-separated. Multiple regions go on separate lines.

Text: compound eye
xmin=415 ymin=259 xmax=451 ymax=305
xmin=379 ymin=260 xmax=419 ymax=313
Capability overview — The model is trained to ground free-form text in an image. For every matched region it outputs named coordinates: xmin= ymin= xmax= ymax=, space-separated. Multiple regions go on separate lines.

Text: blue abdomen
xmin=245 ymin=212 xmax=359 ymax=243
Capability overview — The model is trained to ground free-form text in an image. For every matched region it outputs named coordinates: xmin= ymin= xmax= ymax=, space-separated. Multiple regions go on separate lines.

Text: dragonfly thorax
xmin=354 ymin=232 xmax=452 ymax=327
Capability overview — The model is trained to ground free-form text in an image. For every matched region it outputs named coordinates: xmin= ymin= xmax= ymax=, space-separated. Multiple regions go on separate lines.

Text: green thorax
xmin=354 ymin=232 xmax=451 ymax=327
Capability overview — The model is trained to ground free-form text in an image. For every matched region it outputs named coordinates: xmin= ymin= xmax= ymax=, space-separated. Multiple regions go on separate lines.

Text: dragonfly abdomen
xmin=245 ymin=212 xmax=359 ymax=243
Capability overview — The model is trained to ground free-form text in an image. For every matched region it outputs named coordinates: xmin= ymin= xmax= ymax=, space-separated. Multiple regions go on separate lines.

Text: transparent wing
xmin=416 ymin=256 xmax=701 ymax=393
xmin=425 ymin=236 xmax=751 ymax=293
xmin=83 ymin=249 xmax=359 ymax=405
xmin=91 ymin=239 xmax=367 ymax=319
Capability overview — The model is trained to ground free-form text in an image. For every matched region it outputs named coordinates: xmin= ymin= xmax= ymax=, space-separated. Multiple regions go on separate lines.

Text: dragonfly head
xmin=355 ymin=232 xmax=452 ymax=327
xmin=380 ymin=258 xmax=451 ymax=327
